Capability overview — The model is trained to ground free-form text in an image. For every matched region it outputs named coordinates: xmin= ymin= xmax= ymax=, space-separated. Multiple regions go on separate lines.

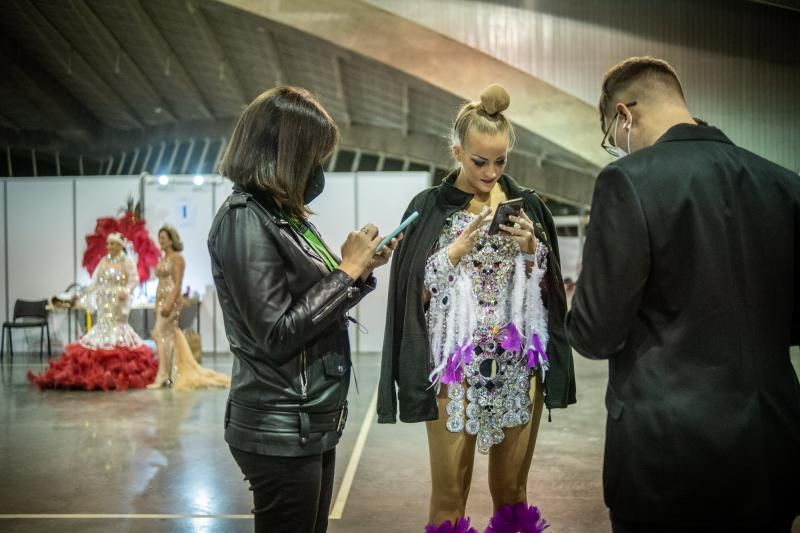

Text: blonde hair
xmin=452 ymin=84 xmax=516 ymax=152
xmin=159 ymin=225 xmax=184 ymax=252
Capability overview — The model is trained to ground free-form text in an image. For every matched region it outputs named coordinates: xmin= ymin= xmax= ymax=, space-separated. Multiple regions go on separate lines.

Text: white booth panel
xmin=309 ymin=173 xmax=357 ymax=351
xmin=144 ymin=181 xmax=216 ymax=351
xmin=210 ymin=180 xmax=233 ymax=353
xmin=0 ymin=183 xmax=6 ymax=324
xmin=353 ymin=172 xmax=429 ymax=353
xmin=74 ymin=177 xmax=141 ymax=286
xmin=7 ymin=181 xmax=74 ymax=350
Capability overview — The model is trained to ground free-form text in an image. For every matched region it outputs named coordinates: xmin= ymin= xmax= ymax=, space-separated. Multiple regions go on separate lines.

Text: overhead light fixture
xmin=158 ymin=175 xmax=169 ymax=186
xmin=193 ymin=175 xmax=205 ymax=186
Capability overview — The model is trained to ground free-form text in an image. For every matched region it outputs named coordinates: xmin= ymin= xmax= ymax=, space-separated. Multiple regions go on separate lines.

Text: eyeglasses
xmin=601 ymin=101 xmax=637 ymax=156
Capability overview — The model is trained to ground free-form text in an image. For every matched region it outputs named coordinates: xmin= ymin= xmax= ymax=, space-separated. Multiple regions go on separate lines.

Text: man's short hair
xmin=599 ymin=56 xmax=686 ymax=130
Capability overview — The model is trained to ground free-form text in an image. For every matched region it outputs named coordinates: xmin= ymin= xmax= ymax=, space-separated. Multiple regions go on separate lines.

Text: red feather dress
xmin=29 ymin=253 xmax=157 ymax=391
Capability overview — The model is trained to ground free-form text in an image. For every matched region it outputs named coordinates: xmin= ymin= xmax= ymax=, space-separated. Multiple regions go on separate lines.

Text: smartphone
xmin=487 ymin=198 xmax=523 ymax=236
xmin=375 ymin=211 xmax=419 ymax=252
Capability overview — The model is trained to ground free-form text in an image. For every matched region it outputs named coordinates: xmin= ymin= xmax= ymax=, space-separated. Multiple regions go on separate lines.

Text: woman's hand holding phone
xmin=447 ymin=206 xmax=492 ymax=266
xmin=340 ymin=224 xmax=381 ymax=281
xmin=499 ymin=212 xmax=538 ymax=255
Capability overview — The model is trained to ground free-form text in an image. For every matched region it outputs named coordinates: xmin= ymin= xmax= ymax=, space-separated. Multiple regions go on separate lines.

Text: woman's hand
xmin=117 ymin=290 xmax=129 ymax=301
xmin=360 ymin=233 xmax=403 ymax=281
xmin=339 ymin=224 xmax=381 ymax=281
xmin=447 ymin=206 xmax=492 ymax=266
xmin=500 ymin=212 xmax=538 ymax=255
xmin=160 ymin=302 xmax=172 ymax=318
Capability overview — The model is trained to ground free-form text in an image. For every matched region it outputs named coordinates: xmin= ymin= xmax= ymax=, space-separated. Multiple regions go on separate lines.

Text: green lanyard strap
xmin=287 ymin=217 xmax=339 ymax=272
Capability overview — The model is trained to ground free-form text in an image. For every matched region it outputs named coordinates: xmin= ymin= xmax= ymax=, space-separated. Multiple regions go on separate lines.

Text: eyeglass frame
xmin=601 ymin=101 xmax=637 ymax=156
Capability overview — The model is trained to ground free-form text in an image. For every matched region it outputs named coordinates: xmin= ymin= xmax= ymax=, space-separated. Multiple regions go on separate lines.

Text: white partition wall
xmin=0 ymin=183 xmax=6 ymax=323
xmin=351 ymin=172 xmax=429 ymax=353
xmin=6 ymin=180 xmax=75 ymax=351
xmin=143 ymin=176 xmax=217 ymax=352
xmin=0 ymin=171 xmax=431 ymax=355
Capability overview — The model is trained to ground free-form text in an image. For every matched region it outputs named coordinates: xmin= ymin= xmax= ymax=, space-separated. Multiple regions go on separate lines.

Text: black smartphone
xmin=487 ymin=198 xmax=523 ymax=235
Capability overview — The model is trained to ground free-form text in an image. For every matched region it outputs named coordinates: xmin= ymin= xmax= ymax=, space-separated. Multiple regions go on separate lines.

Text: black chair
xmin=1 ymin=300 xmax=51 ymax=362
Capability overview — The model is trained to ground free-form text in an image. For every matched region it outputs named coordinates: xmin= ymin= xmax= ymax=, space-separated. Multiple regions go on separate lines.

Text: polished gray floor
xmin=2 ymin=349 xmax=799 ymax=532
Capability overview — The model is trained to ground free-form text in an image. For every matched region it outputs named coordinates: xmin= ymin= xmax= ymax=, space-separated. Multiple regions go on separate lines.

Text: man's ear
xmin=616 ymin=102 xmax=633 ymax=130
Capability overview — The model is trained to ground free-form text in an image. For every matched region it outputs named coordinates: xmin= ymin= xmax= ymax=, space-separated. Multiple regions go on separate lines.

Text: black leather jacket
xmin=208 ymin=187 xmax=376 ymax=457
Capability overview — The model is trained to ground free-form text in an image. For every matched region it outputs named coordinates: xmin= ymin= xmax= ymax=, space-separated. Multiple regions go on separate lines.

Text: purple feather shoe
xmin=425 ymin=516 xmax=479 ymax=533
xmin=484 ymin=503 xmax=549 ymax=533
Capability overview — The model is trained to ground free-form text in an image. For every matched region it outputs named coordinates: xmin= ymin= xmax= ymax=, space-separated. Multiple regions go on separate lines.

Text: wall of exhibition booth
xmin=0 ymin=172 xmax=429 ymax=355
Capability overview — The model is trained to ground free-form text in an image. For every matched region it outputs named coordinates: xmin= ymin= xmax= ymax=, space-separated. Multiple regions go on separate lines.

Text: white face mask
xmin=608 ymin=114 xmax=632 ymax=158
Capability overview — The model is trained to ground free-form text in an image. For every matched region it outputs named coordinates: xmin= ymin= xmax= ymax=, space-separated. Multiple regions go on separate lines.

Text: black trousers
xmin=611 ymin=514 xmax=796 ymax=533
xmin=230 ymin=446 xmax=336 ymax=533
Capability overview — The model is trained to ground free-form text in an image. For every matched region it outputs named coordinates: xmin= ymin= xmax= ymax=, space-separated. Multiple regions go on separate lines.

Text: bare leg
xmin=426 ymin=384 xmax=477 ymax=525
xmin=487 ymin=374 xmax=545 ymax=509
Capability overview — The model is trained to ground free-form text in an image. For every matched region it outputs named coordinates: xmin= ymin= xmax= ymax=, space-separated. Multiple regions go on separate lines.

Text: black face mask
xmin=304 ymin=164 xmax=325 ymax=205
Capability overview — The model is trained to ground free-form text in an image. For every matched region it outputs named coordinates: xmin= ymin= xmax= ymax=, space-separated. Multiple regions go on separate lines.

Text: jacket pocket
xmin=321 ymin=351 xmax=349 ymax=378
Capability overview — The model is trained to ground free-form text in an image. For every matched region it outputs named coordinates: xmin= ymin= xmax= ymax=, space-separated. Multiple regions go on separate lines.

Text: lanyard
xmin=287 ymin=217 xmax=339 ymax=272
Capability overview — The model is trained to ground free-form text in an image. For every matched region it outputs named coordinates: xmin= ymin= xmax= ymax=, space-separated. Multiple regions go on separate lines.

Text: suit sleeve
xmin=566 ymin=165 xmax=650 ymax=359
xmin=213 ymin=206 xmax=362 ymax=366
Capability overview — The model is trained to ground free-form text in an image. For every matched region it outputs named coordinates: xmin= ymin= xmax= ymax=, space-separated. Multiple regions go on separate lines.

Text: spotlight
xmin=193 ymin=175 xmax=205 ymax=186
xmin=158 ymin=175 xmax=169 ymax=186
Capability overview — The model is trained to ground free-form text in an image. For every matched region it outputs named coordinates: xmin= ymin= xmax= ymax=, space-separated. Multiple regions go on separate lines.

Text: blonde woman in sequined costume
xmin=148 ymin=225 xmax=230 ymax=390
xmin=379 ymin=85 xmax=575 ymax=533
xmin=29 ymin=233 xmax=158 ymax=390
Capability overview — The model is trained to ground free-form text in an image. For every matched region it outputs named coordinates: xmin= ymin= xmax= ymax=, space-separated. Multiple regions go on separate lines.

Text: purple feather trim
xmin=441 ymin=342 xmax=474 ymax=385
xmin=526 ymin=334 xmax=549 ymax=369
xmin=500 ymin=323 xmax=523 ymax=352
xmin=484 ymin=503 xmax=549 ymax=533
xmin=424 ymin=516 xmax=478 ymax=533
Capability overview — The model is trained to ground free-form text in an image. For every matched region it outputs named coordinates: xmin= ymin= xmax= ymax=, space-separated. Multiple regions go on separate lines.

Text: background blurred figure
xmin=29 ymin=233 xmax=156 ymax=390
xmin=567 ymin=56 xmax=800 ymax=532
xmin=148 ymin=224 xmax=229 ymax=390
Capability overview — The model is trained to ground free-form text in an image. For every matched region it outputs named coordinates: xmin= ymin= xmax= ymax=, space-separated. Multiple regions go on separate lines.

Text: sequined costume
xmin=150 ymin=254 xmax=230 ymax=390
xmin=425 ymin=211 xmax=549 ymax=454
xmin=28 ymin=253 xmax=157 ymax=391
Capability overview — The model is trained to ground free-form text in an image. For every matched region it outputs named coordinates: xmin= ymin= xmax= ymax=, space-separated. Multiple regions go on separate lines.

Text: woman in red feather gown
xmin=28 ymin=233 xmax=157 ymax=391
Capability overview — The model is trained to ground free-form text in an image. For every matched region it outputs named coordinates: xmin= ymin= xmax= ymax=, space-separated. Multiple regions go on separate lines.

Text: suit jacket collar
xmin=656 ymin=123 xmax=734 ymax=146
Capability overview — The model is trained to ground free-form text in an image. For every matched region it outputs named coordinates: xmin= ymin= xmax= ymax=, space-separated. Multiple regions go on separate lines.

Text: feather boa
xmin=484 ymin=503 xmax=549 ymax=533
xmin=425 ymin=517 xmax=478 ymax=533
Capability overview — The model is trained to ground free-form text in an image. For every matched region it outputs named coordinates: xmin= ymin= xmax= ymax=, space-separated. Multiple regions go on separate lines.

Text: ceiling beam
xmin=125 ymin=0 xmax=215 ymax=119
xmin=745 ymin=0 xmax=800 ymax=11
xmin=258 ymin=27 xmax=285 ymax=86
xmin=332 ymin=56 xmax=351 ymax=128
xmin=68 ymin=0 xmax=178 ymax=123
xmin=0 ymin=39 xmax=100 ymax=143
xmin=14 ymin=0 xmax=145 ymax=129
xmin=187 ymin=2 xmax=249 ymax=106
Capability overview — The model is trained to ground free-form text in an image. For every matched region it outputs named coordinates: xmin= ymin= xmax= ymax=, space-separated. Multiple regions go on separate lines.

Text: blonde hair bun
xmin=480 ymin=84 xmax=511 ymax=116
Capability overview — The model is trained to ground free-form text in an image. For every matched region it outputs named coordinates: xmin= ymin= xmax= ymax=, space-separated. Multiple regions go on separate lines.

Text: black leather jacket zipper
xmin=312 ymin=286 xmax=356 ymax=324
xmin=300 ymin=347 xmax=308 ymax=399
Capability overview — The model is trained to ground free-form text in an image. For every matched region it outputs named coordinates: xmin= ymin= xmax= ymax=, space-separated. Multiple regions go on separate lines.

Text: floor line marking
xmin=328 ymin=384 xmax=378 ymax=520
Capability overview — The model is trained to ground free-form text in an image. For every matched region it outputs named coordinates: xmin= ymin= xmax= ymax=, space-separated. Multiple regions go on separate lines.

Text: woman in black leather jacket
xmin=208 ymin=86 xmax=398 ymax=533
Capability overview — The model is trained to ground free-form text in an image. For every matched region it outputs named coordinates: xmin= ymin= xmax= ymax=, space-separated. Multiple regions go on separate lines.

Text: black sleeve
xmin=213 ymin=206 xmax=364 ymax=366
xmin=566 ymin=165 xmax=651 ymax=359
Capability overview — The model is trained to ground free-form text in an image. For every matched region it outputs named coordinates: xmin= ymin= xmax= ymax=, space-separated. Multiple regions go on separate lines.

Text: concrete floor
xmin=1 ymin=349 xmax=799 ymax=533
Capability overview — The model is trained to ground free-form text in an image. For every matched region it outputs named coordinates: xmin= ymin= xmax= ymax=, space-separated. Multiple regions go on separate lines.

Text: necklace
xmin=106 ymin=253 xmax=124 ymax=264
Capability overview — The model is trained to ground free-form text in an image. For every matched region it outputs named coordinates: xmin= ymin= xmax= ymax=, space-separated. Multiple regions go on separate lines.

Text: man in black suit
xmin=567 ymin=56 xmax=800 ymax=532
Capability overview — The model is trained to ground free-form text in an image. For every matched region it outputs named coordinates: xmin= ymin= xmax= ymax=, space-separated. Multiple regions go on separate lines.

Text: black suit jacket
xmin=567 ymin=124 xmax=800 ymax=527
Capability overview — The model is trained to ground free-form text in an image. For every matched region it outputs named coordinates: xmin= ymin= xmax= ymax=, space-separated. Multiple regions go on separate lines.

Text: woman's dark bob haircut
xmin=219 ymin=86 xmax=338 ymax=219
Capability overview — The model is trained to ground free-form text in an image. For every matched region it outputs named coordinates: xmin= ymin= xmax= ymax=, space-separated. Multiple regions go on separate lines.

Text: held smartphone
xmin=375 ymin=211 xmax=419 ymax=252
xmin=487 ymin=198 xmax=523 ymax=235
